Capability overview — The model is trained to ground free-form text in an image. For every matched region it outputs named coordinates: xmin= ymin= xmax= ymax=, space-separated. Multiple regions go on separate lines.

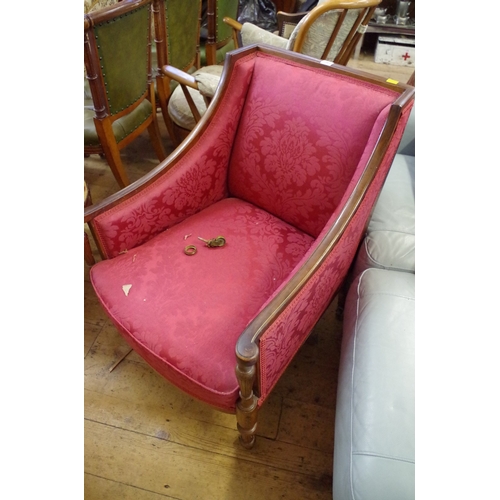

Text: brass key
xmin=197 ymin=236 xmax=226 ymax=248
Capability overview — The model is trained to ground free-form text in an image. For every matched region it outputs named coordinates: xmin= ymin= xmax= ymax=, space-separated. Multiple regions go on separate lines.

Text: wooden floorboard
xmin=84 ymin=55 xmax=414 ymax=499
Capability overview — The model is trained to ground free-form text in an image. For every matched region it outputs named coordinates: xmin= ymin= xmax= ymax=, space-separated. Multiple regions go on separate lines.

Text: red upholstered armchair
xmin=85 ymin=45 xmax=415 ymax=448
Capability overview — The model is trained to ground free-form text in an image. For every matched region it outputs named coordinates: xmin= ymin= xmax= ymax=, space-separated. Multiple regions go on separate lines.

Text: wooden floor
xmin=84 ymin=54 xmax=414 ymax=500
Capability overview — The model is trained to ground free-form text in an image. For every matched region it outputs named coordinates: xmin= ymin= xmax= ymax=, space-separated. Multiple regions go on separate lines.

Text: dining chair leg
xmin=147 ymin=119 xmax=167 ymax=162
xmin=157 ymin=79 xmax=178 ymax=146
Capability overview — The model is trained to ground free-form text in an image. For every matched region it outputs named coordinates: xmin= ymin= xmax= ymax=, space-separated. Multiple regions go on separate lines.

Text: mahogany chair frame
xmin=84 ymin=0 xmax=166 ymax=188
xmin=85 ymin=45 xmax=415 ymax=448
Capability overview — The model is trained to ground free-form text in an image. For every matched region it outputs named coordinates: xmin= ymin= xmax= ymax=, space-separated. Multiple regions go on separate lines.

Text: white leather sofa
xmin=332 ymin=108 xmax=415 ymax=500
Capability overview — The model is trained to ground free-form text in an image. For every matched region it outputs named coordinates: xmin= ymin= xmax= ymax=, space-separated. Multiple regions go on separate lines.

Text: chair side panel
xmin=92 ymin=54 xmax=257 ymax=259
xmin=228 ymin=53 xmax=400 ymax=238
xmin=257 ymin=101 xmax=414 ymax=404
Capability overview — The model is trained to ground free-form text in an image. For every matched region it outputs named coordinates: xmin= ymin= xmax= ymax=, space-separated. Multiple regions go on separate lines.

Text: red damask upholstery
xmin=86 ymin=45 xmax=415 ymax=448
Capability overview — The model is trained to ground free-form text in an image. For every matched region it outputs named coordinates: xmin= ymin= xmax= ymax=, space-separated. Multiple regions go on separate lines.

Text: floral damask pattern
xmin=228 ymin=54 xmax=399 ymax=238
xmin=91 ymin=198 xmax=314 ymax=411
xmin=256 ymin=101 xmax=414 ymax=404
xmin=93 ymin=55 xmax=256 ymax=259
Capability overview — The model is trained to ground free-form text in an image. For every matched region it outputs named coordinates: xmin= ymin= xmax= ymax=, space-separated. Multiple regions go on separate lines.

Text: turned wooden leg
xmin=235 ymin=357 xmax=259 ymax=449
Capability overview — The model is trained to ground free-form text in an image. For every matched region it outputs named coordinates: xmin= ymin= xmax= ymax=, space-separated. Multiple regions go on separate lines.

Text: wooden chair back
xmin=85 ymin=0 xmax=153 ymax=118
xmin=84 ymin=0 xmax=165 ymax=188
xmin=152 ymin=0 xmax=203 ymax=142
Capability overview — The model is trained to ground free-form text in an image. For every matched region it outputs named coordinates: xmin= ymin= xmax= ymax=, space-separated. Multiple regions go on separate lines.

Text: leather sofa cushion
xmin=353 ymin=153 xmax=415 ymax=275
xmin=333 ymin=268 xmax=415 ymax=500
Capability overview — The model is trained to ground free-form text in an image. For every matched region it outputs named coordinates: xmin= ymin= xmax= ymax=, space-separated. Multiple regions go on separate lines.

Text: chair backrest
xmin=84 ymin=0 xmax=154 ymax=118
xmin=287 ymin=0 xmax=381 ymax=64
xmin=204 ymin=0 xmax=240 ymax=65
xmin=227 ymin=48 xmax=405 ymax=237
xmin=89 ymin=45 xmax=414 ymax=263
xmin=153 ymin=0 xmax=202 ymax=73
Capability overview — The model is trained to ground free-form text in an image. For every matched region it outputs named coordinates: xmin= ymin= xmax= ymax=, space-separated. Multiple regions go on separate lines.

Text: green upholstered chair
xmin=200 ymin=0 xmax=240 ymax=66
xmin=153 ymin=0 xmax=228 ymax=145
xmin=84 ymin=0 xmax=166 ymax=188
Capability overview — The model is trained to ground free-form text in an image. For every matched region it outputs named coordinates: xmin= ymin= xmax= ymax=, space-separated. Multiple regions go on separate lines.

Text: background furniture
xmin=84 ymin=0 xmax=166 ymax=188
xmin=165 ymin=0 xmax=381 ymax=143
xmin=85 ymin=45 xmax=414 ymax=449
xmin=333 ymin=107 xmax=415 ymax=499
xmin=201 ymin=0 xmax=240 ymax=65
xmin=153 ymin=0 xmax=205 ymax=141
xmin=84 ymin=181 xmax=95 ymax=266
xmin=154 ymin=0 xmax=239 ymax=145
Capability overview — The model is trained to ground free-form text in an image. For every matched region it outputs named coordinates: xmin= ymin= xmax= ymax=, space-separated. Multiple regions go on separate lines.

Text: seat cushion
xmin=90 ymin=197 xmax=314 ymax=411
xmin=84 ymin=98 xmax=153 ymax=147
xmin=353 ymin=153 xmax=415 ymax=275
xmin=168 ymin=65 xmax=224 ymax=130
xmin=333 ymin=268 xmax=415 ymax=500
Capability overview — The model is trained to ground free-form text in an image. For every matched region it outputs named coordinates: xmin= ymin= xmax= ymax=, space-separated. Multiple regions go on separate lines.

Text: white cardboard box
xmin=375 ymin=36 xmax=415 ymax=67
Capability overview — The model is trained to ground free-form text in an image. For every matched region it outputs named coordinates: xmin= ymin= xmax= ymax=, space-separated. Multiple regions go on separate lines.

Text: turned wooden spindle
xmin=235 ymin=344 xmax=259 ymax=449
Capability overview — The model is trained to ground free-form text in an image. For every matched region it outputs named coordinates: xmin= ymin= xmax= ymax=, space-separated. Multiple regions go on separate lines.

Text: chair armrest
xmin=223 ymin=17 xmax=243 ymax=49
